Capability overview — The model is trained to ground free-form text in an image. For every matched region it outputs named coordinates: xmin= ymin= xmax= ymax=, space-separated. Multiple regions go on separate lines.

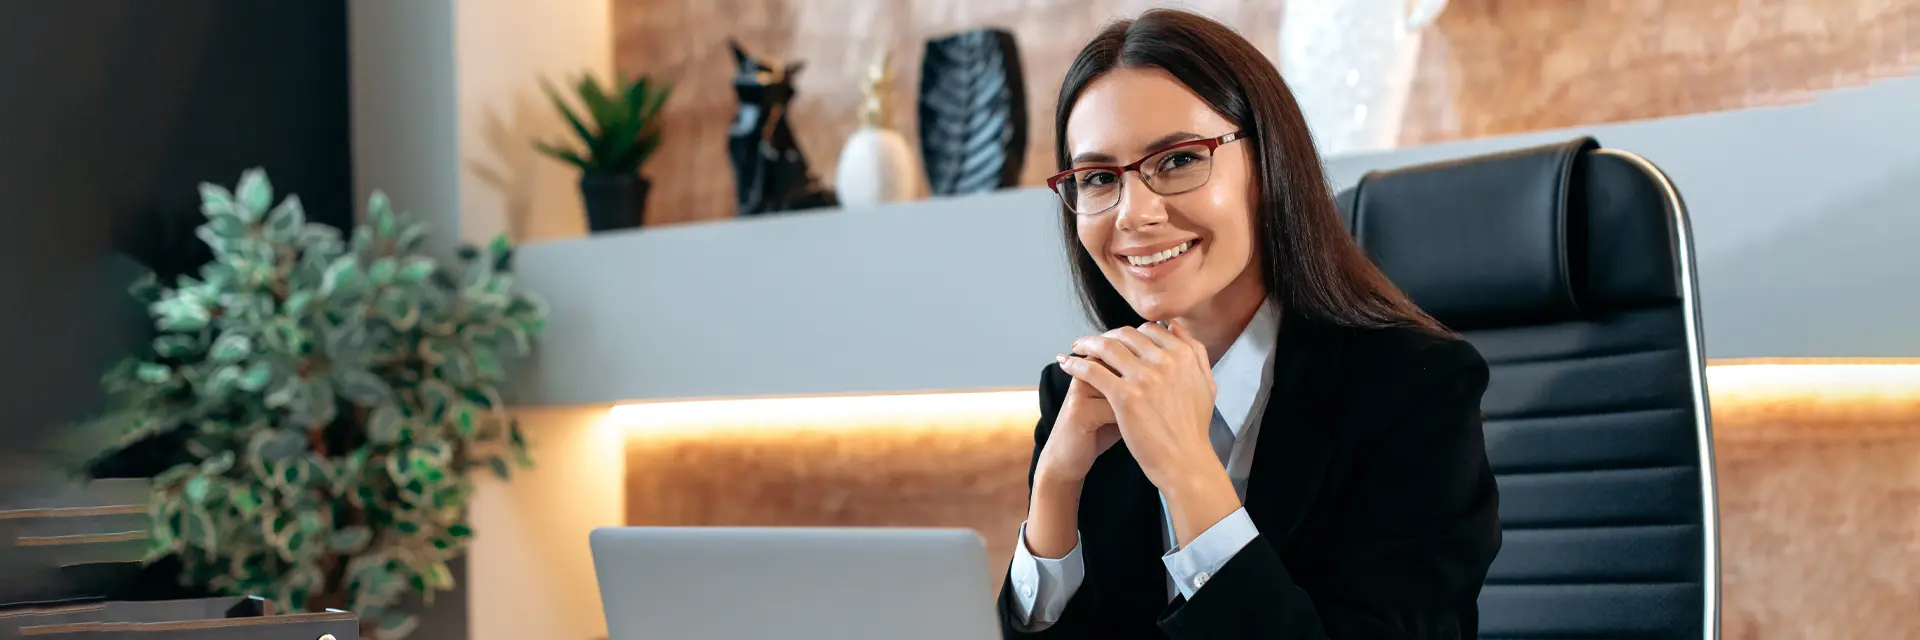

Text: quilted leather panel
xmin=1484 ymin=408 xmax=1697 ymax=474
xmin=1469 ymin=306 xmax=1706 ymax=638
xmin=1480 ymin=582 xmax=1702 ymax=638
xmin=1496 ymin=466 xmax=1701 ymax=528
xmin=1490 ymin=524 xmax=1703 ymax=583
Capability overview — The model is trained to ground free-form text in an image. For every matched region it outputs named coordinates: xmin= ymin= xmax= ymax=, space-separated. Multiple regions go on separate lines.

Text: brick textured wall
xmin=614 ymin=0 xmax=1919 ymax=225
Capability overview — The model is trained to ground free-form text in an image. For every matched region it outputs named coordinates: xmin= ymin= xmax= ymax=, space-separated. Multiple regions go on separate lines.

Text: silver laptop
xmin=590 ymin=526 xmax=1001 ymax=640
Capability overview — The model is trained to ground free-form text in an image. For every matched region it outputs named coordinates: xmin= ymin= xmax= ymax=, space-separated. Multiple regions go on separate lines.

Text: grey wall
xmin=509 ymin=73 xmax=1920 ymax=407
xmin=511 ymin=188 xmax=1087 ymax=405
xmin=1324 ymin=77 xmax=1920 ymax=362
xmin=349 ymin=0 xmax=462 ymax=258
xmin=345 ymin=5 xmax=471 ymax=639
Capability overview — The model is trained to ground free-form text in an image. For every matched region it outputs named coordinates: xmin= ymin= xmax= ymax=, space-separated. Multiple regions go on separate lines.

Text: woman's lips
xmin=1119 ymin=239 xmax=1198 ymax=282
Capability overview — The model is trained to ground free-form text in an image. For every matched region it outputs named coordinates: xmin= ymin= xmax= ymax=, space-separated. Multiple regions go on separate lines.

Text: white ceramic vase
xmin=1280 ymin=0 xmax=1449 ymax=158
xmin=834 ymin=126 xmax=926 ymax=208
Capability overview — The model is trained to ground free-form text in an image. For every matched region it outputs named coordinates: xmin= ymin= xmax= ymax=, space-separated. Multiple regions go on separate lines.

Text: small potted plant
xmin=83 ymin=169 xmax=546 ymax=639
xmin=536 ymin=72 xmax=672 ymax=232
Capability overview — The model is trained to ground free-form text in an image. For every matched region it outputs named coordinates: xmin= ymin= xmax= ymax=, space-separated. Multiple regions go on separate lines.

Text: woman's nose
xmin=1114 ymin=172 xmax=1167 ymax=231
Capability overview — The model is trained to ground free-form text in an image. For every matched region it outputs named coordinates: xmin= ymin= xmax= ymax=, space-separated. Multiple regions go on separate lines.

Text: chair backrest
xmin=1337 ymin=138 xmax=1720 ymax=639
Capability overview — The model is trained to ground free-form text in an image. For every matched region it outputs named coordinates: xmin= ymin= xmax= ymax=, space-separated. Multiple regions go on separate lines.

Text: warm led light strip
xmin=1707 ymin=359 xmax=1920 ymax=396
xmin=607 ymin=361 xmax=1920 ymax=428
xmin=608 ymin=389 xmax=1038 ymax=428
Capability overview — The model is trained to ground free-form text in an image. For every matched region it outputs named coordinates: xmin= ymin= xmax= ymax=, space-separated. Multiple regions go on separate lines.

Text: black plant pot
xmin=580 ymin=174 xmax=651 ymax=232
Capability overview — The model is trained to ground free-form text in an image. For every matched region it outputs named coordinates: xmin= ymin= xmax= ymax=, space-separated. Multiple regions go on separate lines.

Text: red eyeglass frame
xmin=1045 ymin=131 xmax=1249 ymax=205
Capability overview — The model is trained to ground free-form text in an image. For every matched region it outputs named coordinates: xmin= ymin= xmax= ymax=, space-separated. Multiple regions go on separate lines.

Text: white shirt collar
xmin=1210 ymin=300 xmax=1281 ymax=438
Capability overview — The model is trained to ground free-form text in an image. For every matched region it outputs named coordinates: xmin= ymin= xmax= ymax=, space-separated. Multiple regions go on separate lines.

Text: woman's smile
xmin=1115 ymin=237 xmax=1201 ymax=283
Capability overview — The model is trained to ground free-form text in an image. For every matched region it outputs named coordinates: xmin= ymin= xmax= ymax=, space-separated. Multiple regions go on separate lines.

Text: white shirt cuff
xmin=1008 ymin=521 xmax=1085 ymax=630
xmin=1161 ymin=507 xmax=1259 ymax=600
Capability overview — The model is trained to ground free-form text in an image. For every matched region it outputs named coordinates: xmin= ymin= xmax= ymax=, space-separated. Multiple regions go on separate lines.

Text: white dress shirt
xmin=1008 ymin=301 xmax=1282 ymax=631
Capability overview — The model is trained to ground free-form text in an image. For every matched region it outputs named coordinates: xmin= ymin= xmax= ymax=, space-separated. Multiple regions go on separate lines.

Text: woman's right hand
xmin=1034 ymin=364 xmax=1121 ymax=486
xmin=1024 ymin=365 xmax=1120 ymax=559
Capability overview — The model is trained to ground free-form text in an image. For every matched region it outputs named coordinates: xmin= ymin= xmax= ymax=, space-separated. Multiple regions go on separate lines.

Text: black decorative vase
xmin=580 ymin=174 xmax=650 ymax=232
xmin=918 ymin=28 xmax=1028 ymax=197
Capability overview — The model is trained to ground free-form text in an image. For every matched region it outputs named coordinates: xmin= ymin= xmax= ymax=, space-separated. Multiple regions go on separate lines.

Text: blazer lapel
xmin=1243 ymin=313 xmax=1341 ymax=541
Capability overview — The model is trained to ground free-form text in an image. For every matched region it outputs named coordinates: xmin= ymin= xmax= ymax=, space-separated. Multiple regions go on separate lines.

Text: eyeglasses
xmin=1045 ymin=131 xmax=1249 ymax=215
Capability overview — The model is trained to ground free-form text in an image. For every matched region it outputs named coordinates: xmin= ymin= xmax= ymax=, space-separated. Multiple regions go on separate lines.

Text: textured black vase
xmin=580 ymin=174 xmax=650 ymax=231
xmin=918 ymin=28 xmax=1028 ymax=197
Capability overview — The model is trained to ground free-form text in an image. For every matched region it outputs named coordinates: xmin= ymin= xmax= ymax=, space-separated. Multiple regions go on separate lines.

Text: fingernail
xmin=1055 ymin=354 xmax=1067 ymax=364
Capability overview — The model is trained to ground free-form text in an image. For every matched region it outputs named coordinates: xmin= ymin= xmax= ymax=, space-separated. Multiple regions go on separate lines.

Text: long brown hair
xmin=1056 ymin=9 xmax=1440 ymax=333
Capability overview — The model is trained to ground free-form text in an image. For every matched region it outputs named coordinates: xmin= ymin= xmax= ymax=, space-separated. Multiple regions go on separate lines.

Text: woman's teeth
xmin=1126 ymin=241 xmax=1193 ymax=267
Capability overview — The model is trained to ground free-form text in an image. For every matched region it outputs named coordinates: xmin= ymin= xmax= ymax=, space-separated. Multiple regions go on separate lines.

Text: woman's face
xmin=1063 ymin=66 xmax=1262 ymax=323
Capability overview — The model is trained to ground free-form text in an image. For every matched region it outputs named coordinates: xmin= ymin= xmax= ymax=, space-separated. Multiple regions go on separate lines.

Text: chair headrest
xmin=1341 ymin=137 xmax=1683 ymax=331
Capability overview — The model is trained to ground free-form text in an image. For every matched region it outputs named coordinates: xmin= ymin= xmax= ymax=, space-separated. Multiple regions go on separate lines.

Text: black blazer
xmin=998 ymin=313 xmax=1501 ymax=639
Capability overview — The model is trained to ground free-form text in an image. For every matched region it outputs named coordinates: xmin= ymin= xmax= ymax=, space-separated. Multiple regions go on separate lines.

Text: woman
xmin=999 ymin=9 xmax=1500 ymax=639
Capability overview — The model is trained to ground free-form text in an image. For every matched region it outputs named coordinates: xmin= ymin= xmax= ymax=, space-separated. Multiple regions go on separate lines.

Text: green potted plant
xmin=84 ymin=169 xmax=546 ymax=639
xmin=536 ymin=72 xmax=672 ymax=231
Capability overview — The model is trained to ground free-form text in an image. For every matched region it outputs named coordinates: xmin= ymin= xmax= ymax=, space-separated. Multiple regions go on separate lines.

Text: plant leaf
xmin=183 ymin=504 xmax=219 ymax=553
xmin=419 ymin=379 xmax=457 ymax=421
xmin=396 ymin=256 xmax=435 ymax=284
xmin=201 ymin=450 xmax=236 ymax=474
xmin=326 ymin=321 xmax=371 ymax=362
xmin=367 ymin=191 xmax=398 ymax=238
xmin=541 ymin=77 xmax=595 ymax=149
xmin=184 ymin=476 xmax=212 ymax=503
xmin=235 ymin=168 xmax=273 ymax=220
xmin=321 ymin=255 xmax=361 ymax=296
xmin=263 ymin=195 xmax=306 ymax=242
xmin=238 ymin=360 xmax=273 ymax=392
xmin=449 ymin=402 xmax=479 ymax=438
xmin=368 ymin=257 xmax=398 ymax=285
xmin=377 ymin=612 xmax=420 ymax=640
xmin=330 ymin=525 xmax=373 ymax=553
xmin=397 ymin=221 xmax=431 ymax=252
xmin=198 ymin=183 xmax=236 ymax=217
xmin=533 ymin=142 xmax=591 ymax=170
xmin=424 ymin=561 xmax=454 ymax=589
xmin=336 ymin=369 xmax=391 ymax=406
xmin=375 ymin=288 xmax=421 ymax=331
xmin=135 ymin=362 xmax=172 ymax=384
xmin=367 ymin=404 xmax=404 ymax=445
xmin=209 ymin=332 xmax=252 ymax=363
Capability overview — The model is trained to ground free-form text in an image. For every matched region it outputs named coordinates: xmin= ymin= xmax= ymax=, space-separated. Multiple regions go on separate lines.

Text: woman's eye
xmin=1157 ymin=151 xmax=1203 ymax=171
xmin=1082 ymin=171 xmax=1119 ymax=187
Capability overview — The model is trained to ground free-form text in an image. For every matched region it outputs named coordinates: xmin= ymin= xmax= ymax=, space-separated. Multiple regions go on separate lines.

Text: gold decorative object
xmin=856 ymin=50 xmax=896 ymax=128
xmin=834 ymin=47 xmax=928 ymax=207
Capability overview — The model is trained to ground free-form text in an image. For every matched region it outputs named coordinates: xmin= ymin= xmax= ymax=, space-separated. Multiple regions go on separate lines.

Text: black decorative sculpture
xmin=728 ymin=40 xmax=836 ymax=215
xmin=919 ymin=28 xmax=1028 ymax=196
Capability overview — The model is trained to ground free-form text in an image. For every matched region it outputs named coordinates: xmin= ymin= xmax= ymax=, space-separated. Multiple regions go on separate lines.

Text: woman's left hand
xmin=1058 ymin=321 xmax=1221 ymax=496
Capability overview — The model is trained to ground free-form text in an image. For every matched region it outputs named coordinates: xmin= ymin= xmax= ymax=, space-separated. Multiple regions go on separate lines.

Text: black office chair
xmin=1337 ymin=138 xmax=1721 ymax=639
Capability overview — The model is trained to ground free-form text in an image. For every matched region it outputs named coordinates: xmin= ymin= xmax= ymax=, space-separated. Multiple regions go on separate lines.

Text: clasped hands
xmin=1047 ymin=321 xmax=1234 ymax=510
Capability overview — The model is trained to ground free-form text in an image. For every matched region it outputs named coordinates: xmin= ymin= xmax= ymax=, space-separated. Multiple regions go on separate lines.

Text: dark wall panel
xmin=0 ymin=0 xmax=354 ymax=602
xmin=0 ymin=0 xmax=353 ymax=279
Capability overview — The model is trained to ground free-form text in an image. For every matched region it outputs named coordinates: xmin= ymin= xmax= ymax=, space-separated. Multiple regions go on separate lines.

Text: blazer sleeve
xmin=1158 ymin=338 xmax=1502 ymax=640
xmin=999 ymin=364 xmax=1109 ymax=638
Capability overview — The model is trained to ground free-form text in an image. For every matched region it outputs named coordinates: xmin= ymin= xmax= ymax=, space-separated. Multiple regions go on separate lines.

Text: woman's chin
xmin=1124 ymin=295 xmax=1192 ymax=324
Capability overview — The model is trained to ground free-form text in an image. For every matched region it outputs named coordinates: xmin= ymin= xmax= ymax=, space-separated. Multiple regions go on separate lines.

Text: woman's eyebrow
xmin=1069 ymin=131 xmax=1206 ymax=166
xmin=1143 ymin=131 xmax=1204 ymax=150
xmin=1070 ymin=150 xmax=1118 ymax=165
